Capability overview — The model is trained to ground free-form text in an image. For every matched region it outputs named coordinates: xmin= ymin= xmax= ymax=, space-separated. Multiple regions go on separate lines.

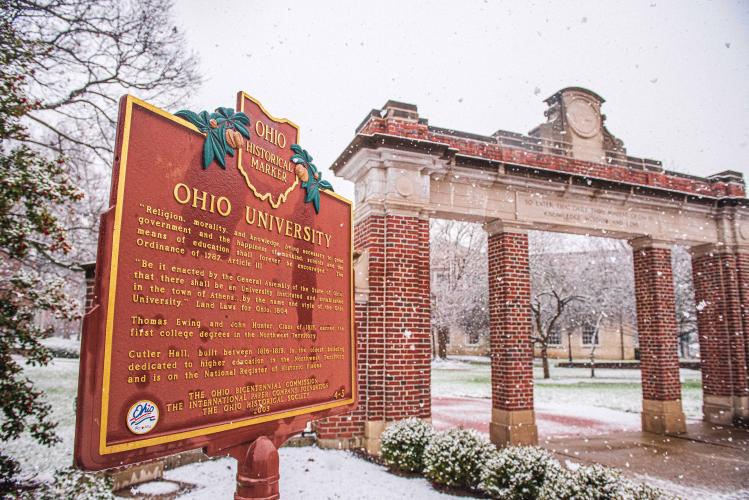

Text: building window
xmin=548 ymin=324 xmax=562 ymax=346
xmin=468 ymin=329 xmax=480 ymax=345
xmin=582 ymin=323 xmax=598 ymax=345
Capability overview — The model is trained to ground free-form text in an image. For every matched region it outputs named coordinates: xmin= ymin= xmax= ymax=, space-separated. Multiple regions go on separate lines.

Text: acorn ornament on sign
xmin=176 ymin=97 xmax=334 ymax=214
xmin=175 ymin=107 xmax=251 ymax=168
xmin=290 ymin=144 xmax=334 ymax=214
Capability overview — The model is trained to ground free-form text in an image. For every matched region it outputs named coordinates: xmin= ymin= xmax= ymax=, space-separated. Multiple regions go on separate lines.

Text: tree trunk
xmin=567 ymin=331 xmax=573 ymax=363
xmin=542 ymin=346 xmax=550 ymax=379
xmin=679 ymin=336 xmax=687 ymax=358
xmin=430 ymin=327 xmax=437 ymax=359
xmin=437 ymin=327 xmax=448 ymax=359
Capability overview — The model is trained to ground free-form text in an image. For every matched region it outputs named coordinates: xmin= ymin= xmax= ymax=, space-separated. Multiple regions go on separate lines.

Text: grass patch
xmin=537 ymin=382 xmax=641 ymax=389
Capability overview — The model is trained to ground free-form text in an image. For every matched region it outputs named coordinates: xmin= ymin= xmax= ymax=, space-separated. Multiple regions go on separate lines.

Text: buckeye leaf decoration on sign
xmin=175 ymin=107 xmax=251 ymax=169
xmin=291 ymin=144 xmax=334 ymax=213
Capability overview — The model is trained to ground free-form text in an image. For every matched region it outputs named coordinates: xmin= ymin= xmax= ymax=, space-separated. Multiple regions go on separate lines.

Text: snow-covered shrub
xmin=539 ymin=464 xmax=670 ymax=500
xmin=0 ymin=454 xmax=21 ymax=490
xmin=17 ymin=467 xmax=113 ymax=500
xmin=380 ymin=418 xmax=435 ymax=472
xmin=422 ymin=428 xmax=496 ymax=490
xmin=479 ymin=446 xmax=561 ymax=499
xmin=572 ymin=464 xmax=623 ymax=498
xmin=538 ymin=466 xmax=579 ymax=500
xmin=621 ymin=481 xmax=670 ymax=500
xmin=47 ymin=344 xmax=80 ymax=359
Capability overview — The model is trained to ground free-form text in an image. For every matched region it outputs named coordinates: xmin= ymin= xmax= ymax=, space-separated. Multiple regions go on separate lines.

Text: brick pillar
xmin=314 ymin=299 xmax=370 ymax=449
xmin=691 ymin=244 xmax=749 ymax=425
xmin=630 ymin=237 xmax=686 ymax=434
xmin=738 ymin=251 xmax=749 ymax=415
xmin=487 ymin=224 xmax=537 ymax=446
xmin=316 ymin=212 xmax=431 ymax=454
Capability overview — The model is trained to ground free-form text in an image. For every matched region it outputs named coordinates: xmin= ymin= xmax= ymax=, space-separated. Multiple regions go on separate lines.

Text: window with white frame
xmin=548 ymin=324 xmax=562 ymax=346
xmin=582 ymin=323 xmax=598 ymax=345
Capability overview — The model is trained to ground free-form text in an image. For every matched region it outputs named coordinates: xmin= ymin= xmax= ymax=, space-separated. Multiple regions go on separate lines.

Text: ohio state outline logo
xmin=126 ymin=400 xmax=159 ymax=435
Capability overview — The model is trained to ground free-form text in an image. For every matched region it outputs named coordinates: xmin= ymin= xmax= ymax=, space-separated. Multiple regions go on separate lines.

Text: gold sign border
xmin=237 ymin=91 xmax=300 ymax=209
xmin=98 ymin=95 xmax=355 ymax=455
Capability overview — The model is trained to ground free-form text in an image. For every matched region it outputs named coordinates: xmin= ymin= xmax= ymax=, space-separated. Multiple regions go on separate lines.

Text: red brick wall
xmin=381 ymin=215 xmax=431 ymax=421
xmin=692 ymin=251 xmax=748 ymax=399
xmin=632 ymin=246 xmax=682 ymax=401
xmin=313 ymin=301 xmax=370 ymax=440
xmin=315 ymin=214 xmax=431 ymax=441
xmin=487 ymin=231 xmax=534 ymax=411
xmin=737 ymin=252 xmax=749 ymax=396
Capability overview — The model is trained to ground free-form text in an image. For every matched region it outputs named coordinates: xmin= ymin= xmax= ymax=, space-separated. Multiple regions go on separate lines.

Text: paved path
xmin=546 ymin=423 xmax=749 ymax=498
xmin=432 ymin=396 xmax=749 ymax=498
xmin=432 ymin=396 xmax=641 ymax=437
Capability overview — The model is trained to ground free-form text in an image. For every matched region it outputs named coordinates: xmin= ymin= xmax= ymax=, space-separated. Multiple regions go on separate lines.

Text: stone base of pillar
xmin=360 ymin=418 xmax=432 ymax=456
xmin=642 ymin=399 xmax=686 ymax=434
xmin=704 ymin=395 xmax=735 ymax=425
xmin=363 ymin=420 xmax=386 ymax=455
xmin=703 ymin=395 xmax=749 ymax=425
xmin=108 ymin=460 xmax=164 ymax=491
xmin=489 ymin=409 xmax=538 ymax=446
xmin=316 ymin=437 xmax=361 ymax=451
xmin=733 ymin=396 xmax=749 ymax=423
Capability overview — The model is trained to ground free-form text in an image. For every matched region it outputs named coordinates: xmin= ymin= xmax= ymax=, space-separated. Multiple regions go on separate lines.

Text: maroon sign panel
xmin=75 ymin=93 xmax=355 ymax=470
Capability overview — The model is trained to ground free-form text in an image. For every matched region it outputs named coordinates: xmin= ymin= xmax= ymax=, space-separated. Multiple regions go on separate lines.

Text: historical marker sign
xmin=75 ymin=92 xmax=355 ymax=471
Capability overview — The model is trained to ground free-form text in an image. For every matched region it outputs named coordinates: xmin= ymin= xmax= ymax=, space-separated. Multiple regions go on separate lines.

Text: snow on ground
xmin=166 ymin=448 xmax=462 ymax=499
xmin=131 ymin=480 xmax=182 ymax=496
xmin=40 ymin=336 xmax=81 ymax=354
xmin=431 ymin=396 xmax=641 ymax=438
xmin=431 ymin=357 xmax=703 ymax=422
xmin=4 ymin=354 xmax=711 ymax=498
xmin=633 ymin=475 xmax=749 ymax=500
xmin=3 ymin=357 xmax=80 ymax=480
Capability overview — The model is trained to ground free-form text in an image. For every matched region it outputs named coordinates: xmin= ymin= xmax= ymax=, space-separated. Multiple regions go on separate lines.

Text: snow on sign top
xmin=74 ymin=92 xmax=355 ymax=471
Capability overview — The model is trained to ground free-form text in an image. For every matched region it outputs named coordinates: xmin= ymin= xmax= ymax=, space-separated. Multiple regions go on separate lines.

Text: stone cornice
xmin=353 ymin=199 xmax=431 ymax=224
xmin=331 ymin=131 xmax=746 ymax=204
xmin=484 ymin=219 xmax=535 ymax=236
xmin=629 ymin=236 xmax=674 ymax=251
xmin=690 ymin=241 xmax=749 ymax=258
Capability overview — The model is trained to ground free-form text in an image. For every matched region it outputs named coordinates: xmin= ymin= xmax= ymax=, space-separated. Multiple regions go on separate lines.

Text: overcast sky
xmin=174 ymin=0 xmax=749 ymax=201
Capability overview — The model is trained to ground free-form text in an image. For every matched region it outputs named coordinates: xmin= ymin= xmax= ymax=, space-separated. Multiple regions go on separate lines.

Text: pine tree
xmin=0 ymin=2 xmax=82 ymax=487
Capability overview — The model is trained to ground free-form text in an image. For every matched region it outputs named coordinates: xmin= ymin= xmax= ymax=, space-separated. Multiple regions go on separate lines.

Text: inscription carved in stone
xmin=517 ymin=193 xmax=658 ymax=233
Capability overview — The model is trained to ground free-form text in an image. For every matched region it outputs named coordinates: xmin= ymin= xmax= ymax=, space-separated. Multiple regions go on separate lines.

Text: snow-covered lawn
xmin=432 ymin=357 xmax=703 ymax=421
xmin=40 ymin=336 xmax=81 ymax=355
xmin=3 ymin=357 xmax=80 ymax=480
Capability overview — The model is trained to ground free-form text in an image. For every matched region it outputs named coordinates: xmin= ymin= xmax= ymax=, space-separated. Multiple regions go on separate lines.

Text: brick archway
xmin=315 ymin=88 xmax=749 ymax=453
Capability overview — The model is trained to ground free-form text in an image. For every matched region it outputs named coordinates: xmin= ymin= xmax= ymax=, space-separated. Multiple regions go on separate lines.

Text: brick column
xmin=314 ymin=299 xmax=371 ymax=448
xmin=487 ymin=223 xmax=537 ymax=446
xmin=691 ymin=244 xmax=749 ymax=425
xmin=316 ymin=212 xmax=431 ymax=454
xmin=630 ymin=237 xmax=686 ymax=434
xmin=738 ymin=251 xmax=749 ymax=416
